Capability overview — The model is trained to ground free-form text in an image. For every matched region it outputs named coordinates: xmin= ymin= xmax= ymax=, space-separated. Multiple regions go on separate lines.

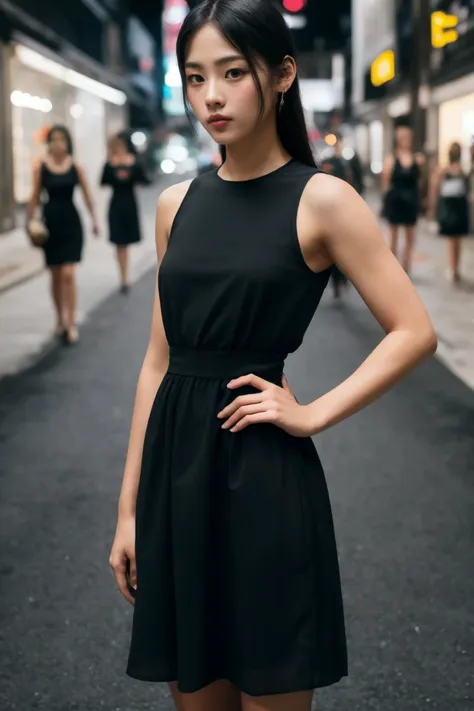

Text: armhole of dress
xmin=167 ymin=178 xmax=198 ymax=246
xmin=291 ymin=170 xmax=333 ymax=281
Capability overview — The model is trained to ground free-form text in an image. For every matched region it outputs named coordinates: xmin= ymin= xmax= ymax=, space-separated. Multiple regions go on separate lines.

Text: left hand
xmin=217 ymin=373 xmax=313 ymax=437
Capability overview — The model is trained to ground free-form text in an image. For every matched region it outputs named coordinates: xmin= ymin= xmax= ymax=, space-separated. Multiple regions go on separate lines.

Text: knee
xmin=61 ymin=265 xmax=75 ymax=283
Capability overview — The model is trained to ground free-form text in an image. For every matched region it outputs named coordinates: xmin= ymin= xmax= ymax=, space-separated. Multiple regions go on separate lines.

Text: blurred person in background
xmin=27 ymin=125 xmax=99 ymax=345
xmin=109 ymin=2 xmax=437 ymax=710
xmin=382 ymin=125 xmax=424 ymax=276
xmin=101 ymin=131 xmax=151 ymax=294
xmin=429 ymin=141 xmax=469 ymax=284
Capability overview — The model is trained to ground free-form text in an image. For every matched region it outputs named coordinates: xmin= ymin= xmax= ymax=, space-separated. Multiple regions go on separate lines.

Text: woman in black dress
xmin=101 ymin=132 xmax=150 ymax=293
xmin=382 ymin=125 xmax=424 ymax=275
xmin=27 ymin=125 xmax=99 ymax=344
xmin=109 ymin=2 xmax=437 ymax=710
xmin=429 ymin=141 xmax=469 ymax=283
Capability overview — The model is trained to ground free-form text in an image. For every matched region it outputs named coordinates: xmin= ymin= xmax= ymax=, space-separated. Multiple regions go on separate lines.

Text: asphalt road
xmin=0 ymin=271 xmax=473 ymax=711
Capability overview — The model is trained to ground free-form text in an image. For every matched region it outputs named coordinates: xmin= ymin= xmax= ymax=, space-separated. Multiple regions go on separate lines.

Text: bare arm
xmin=26 ymin=162 xmax=42 ymax=223
xmin=427 ymin=166 xmax=442 ymax=219
xmin=306 ymin=176 xmax=437 ymax=433
xmin=381 ymin=154 xmax=394 ymax=195
xmin=117 ymin=180 xmax=193 ymax=518
xmin=110 ymin=179 xmax=192 ymax=603
xmin=76 ymin=163 xmax=99 ymax=232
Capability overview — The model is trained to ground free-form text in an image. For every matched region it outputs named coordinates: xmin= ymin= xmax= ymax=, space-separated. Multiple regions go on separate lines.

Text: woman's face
xmin=396 ymin=127 xmax=413 ymax=151
xmin=184 ymin=23 xmax=276 ymax=147
xmin=49 ymin=130 xmax=68 ymax=157
xmin=112 ymin=138 xmax=128 ymax=155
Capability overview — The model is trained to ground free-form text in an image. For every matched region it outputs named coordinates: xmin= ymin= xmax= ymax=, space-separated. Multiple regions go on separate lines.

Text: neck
xmin=220 ymin=118 xmax=290 ymax=181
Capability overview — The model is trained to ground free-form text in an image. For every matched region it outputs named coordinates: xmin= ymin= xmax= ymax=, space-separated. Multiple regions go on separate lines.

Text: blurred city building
xmin=352 ymin=0 xmax=474 ymax=175
xmin=0 ymin=0 xmax=162 ymax=234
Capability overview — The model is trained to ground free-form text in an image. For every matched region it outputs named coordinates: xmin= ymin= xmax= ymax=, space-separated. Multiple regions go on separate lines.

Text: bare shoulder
xmin=156 ymin=178 xmax=195 ymax=249
xmin=304 ymin=172 xmax=360 ymax=215
xmin=157 ymin=178 xmax=194 ymax=212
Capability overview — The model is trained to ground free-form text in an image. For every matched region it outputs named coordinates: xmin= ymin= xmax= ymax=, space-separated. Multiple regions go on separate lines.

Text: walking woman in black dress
xmin=101 ymin=132 xmax=151 ymax=293
xmin=109 ymin=3 xmax=437 ymax=710
xmin=27 ymin=125 xmax=99 ymax=344
xmin=429 ymin=141 xmax=469 ymax=283
xmin=382 ymin=125 xmax=424 ymax=275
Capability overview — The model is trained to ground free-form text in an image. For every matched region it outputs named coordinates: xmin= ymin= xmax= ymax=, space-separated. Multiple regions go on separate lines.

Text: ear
xmin=276 ymin=55 xmax=297 ymax=94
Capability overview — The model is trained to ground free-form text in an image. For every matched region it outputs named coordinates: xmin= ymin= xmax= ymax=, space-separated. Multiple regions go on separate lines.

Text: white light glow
xmin=11 ymin=90 xmax=52 ymax=112
xmin=163 ymin=6 xmax=188 ymax=25
xmin=283 ymin=13 xmax=307 ymax=29
xmin=131 ymin=131 xmax=147 ymax=147
xmin=70 ymin=103 xmax=84 ymax=119
xmin=342 ymin=146 xmax=355 ymax=160
xmin=371 ymin=161 xmax=383 ymax=174
xmin=165 ymin=68 xmax=182 ymax=88
xmin=161 ymin=159 xmax=176 ymax=174
xmin=165 ymin=145 xmax=188 ymax=162
xmin=15 ymin=45 xmax=127 ymax=106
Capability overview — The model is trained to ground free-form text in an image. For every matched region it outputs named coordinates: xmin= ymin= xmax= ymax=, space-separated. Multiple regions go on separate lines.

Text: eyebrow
xmin=185 ymin=54 xmax=245 ymax=69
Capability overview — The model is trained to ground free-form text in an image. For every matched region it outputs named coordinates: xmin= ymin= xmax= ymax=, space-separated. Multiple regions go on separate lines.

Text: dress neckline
xmin=215 ymin=159 xmax=294 ymax=184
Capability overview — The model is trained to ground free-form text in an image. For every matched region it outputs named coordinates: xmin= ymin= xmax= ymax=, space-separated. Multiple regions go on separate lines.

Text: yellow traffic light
xmin=370 ymin=50 xmax=395 ymax=87
xmin=431 ymin=11 xmax=459 ymax=48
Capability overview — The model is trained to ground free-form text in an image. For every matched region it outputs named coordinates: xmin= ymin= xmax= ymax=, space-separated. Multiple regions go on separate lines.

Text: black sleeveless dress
xmin=437 ymin=170 xmax=469 ymax=237
xmin=384 ymin=157 xmax=420 ymax=226
xmin=126 ymin=159 xmax=348 ymax=696
xmin=100 ymin=161 xmax=150 ymax=246
xmin=41 ymin=163 xmax=83 ymax=266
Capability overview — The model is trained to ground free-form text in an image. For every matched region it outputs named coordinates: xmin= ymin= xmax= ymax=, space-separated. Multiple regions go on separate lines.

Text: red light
xmin=283 ymin=0 xmax=306 ymax=11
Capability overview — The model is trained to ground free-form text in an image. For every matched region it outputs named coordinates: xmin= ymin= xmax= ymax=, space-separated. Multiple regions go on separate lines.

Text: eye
xmin=226 ymin=68 xmax=246 ymax=80
xmin=186 ymin=74 xmax=203 ymax=85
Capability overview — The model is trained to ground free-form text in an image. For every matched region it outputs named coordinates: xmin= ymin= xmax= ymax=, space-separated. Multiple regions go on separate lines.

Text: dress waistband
xmin=168 ymin=347 xmax=286 ymax=381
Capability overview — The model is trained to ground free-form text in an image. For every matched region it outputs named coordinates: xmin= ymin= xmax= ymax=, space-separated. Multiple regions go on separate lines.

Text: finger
xmin=113 ymin=559 xmax=135 ymax=605
xmin=129 ymin=558 xmax=137 ymax=590
xmin=227 ymin=373 xmax=269 ymax=391
xmin=217 ymin=393 xmax=262 ymax=419
xmin=281 ymin=374 xmax=291 ymax=392
xmin=230 ymin=410 xmax=277 ymax=433
xmin=222 ymin=402 xmax=267 ymax=429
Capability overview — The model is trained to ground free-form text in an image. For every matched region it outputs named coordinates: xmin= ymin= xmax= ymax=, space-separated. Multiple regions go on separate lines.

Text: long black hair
xmin=176 ymin=0 xmax=316 ymax=168
xmin=46 ymin=125 xmax=73 ymax=155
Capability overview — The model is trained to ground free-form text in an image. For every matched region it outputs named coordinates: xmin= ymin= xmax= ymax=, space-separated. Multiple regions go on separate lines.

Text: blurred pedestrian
xmin=382 ymin=125 xmax=424 ymax=275
xmin=101 ymin=132 xmax=151 ymax=294
xmin=109 ymin=2 xmax=437 ymax=709
xmin=429 ymin=141 xmax=469 ymax=283
xmin=321 ymin=134 xmax=351 ymax=299
xmin=26 ymin=125 xmax=99 ymax=345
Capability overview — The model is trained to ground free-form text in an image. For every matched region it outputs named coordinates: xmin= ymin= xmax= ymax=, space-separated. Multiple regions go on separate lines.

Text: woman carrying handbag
xmin=27 ymin=125 xmax=99 ymax=344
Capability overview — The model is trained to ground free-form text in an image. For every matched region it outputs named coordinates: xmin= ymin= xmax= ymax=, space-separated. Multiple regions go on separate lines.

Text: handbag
xmin=27 ymin=213 xmax=49 ymax=248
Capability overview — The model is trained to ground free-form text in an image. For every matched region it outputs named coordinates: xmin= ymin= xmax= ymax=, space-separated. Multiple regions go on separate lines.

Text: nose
xmin=205 ymin=78 xmax=225 ymax=111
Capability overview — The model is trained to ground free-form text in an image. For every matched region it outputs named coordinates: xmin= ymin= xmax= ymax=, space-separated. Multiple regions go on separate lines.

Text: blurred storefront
xmin=427 ymin=0 xmax=474 ymax=169
xmin=0 ymin=0 xmax=145 ymax=233
xmin=9 ymin=42 xmax=127 ymax=204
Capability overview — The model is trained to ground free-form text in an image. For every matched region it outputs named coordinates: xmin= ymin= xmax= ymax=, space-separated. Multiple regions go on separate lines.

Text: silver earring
xmin=279 ymin=92 xmax=285 ymax=112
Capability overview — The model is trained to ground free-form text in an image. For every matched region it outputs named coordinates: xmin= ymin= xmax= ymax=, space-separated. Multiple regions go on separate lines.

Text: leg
xmin=388 ymin=224 xmax=399 ymax=258
xmin=241 ymin=689 xmax=314 ymax=711
xmin=116 ymin=245 xmax=129 ymax=289
xmin=61 ymin=263 xmax=79 ymax=342
xmin=169 ymin=679 xmax=242 ymax=711
xmin=446 ymin=237 xmax=462 ymax=281
xmin=49 ymin=266 xmax=64 ymax=333
xmin=402 ymin=225 xmax=416 ymax=274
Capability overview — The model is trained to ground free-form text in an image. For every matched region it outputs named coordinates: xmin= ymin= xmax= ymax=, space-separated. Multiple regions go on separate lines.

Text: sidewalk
xmin=366 ymin=189 xmax=474 ymax=390
xmin=0 ymin=180 xmax=175 ymax=378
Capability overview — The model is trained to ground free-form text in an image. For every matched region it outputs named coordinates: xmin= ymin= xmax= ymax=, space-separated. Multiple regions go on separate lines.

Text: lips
xmin=208 ymin=115 xmax=231 ymax=127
